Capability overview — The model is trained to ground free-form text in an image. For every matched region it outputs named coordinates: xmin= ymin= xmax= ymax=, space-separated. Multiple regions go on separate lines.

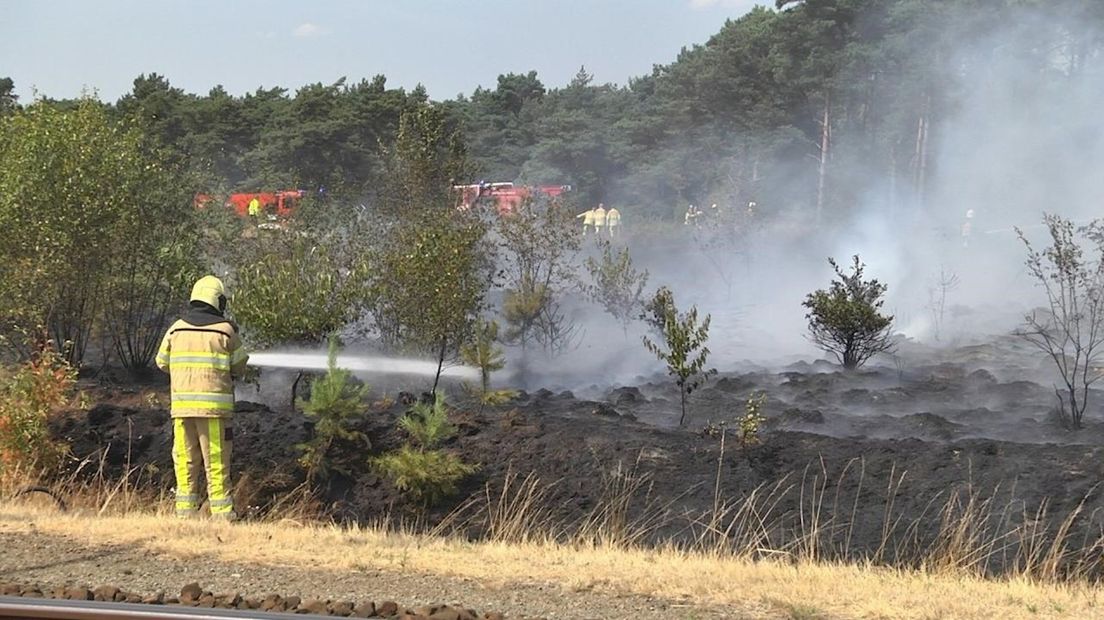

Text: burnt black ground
xmin=49 ymin=335 xmax=1104 ymax=575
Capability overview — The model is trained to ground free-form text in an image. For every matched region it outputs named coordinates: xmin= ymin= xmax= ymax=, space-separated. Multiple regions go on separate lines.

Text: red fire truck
xmin=194 ymin=190 xmax=305 ymax=218
xmin=453 ymin=182 xmax=571 ymax=215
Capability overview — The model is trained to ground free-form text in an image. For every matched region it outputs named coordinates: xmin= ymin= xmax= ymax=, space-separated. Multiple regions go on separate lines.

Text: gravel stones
xmin=0 ymin=581 xmax=507 ymax=618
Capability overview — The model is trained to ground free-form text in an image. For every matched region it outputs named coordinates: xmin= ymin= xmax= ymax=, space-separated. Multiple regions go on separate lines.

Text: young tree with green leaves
xmin=374 ymin=211 xmax=492 ymax=395
xmin=0 ymin=97 xmax=198 ymax=366
xmin=583 ymin=241 xmax=649 ymax=337
xmin=372 ymin=104 xmax=493 ymax=394
xmin=497 ymin=200 xmax=581 ymax=361
xmin=803 ymin=255 xmax=895 ymax=370
xmin=642 ymin=287 xmax=717 ymax=427
xmin=231 ymin=232 xmax=372 ymax=348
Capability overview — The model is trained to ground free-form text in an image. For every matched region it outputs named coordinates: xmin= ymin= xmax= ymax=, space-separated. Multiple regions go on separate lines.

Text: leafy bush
xmin=0 ymin=98 xmax=198 ymax=366
xmin=803 ymin=255 xmax=895 ymax=369
xmin=583 ymin=241 xmax=649 ymax=336
xmin=232 ymin=233 xmax=372 ymax=348
xmin=0 ymin=346 xmax=77 ymax=482
xmin=642 ymin=287 xmax=717 ymax=426
xmin=399 ymin=393 xmax=458 ymax=449
xmin=373 ymin=393 xmax=476 ymax=505
xmin=373 ymin=212 xmax=492 ymax=393
xmin=497 ymin=200 xmax=581 ymax=357
xmin=296 ymin=339 xmax=370 ymax=481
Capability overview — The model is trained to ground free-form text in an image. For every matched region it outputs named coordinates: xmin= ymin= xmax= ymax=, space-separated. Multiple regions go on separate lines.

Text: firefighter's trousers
xmin=172 ymin=417 xmax=234 ymax=518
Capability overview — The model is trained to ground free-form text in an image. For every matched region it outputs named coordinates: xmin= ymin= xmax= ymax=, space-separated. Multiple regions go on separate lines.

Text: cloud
xmin=292 ymin=22 xmax=327 ymax=38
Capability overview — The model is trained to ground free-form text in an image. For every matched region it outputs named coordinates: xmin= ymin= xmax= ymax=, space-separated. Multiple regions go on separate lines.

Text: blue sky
xmin=1 ymin=0 xmax=761 ymax=102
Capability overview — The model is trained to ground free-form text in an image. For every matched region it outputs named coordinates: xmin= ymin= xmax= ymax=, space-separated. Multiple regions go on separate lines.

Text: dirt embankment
xmin=46 ymin=337 xmax=1104 ymax=573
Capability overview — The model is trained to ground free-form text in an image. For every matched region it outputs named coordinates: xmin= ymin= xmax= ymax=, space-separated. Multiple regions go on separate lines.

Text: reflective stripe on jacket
xmin=577 ymin=210 xmax=595 ymax=225
xmin=607 ymin=209 xmax=621 ymax=225
xmin=593 ymin=208 xmax=607 ymax=226
xmin=156 ymin=311 xmax=248 ymax=418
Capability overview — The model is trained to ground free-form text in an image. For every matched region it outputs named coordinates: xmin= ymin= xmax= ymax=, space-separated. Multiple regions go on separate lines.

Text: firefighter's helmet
xmin=190 ymin=275 xmax=227 ymax=312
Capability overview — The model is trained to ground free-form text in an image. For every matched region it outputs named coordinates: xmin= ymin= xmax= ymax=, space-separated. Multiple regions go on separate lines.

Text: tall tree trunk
xmin=888 ymin=147 xmax=898 ymax=212
xmin=816 ymin=94 xmax=831 ymax=223
xmin=917 ymin=111 xmax=930 ymax=212
xmin=912 ymin=93 xmax=931 ymax=214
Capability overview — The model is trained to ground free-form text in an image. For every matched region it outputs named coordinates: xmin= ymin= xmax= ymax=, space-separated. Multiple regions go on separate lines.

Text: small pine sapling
xmin=460 ymin=318 xmax=515 ymax=407
xmin=296 ymin=338 xmax=371 ymax=482
xmin=373 ymin=393 xmax=477 ymax=505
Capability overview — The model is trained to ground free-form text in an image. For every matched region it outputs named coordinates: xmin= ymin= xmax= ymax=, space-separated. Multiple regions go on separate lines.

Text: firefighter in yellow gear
xmin=576 ymin=208 xmax=595 ymax=236
xmin=247 ymin=197 xmax=261 ymax=218
xmin=606 ymin=206 xmax=621 ymax=238
xmin=156 ymin=275 xmax=249 ymax=519
xmin=592 ymin=203 xmax=607 ymax=236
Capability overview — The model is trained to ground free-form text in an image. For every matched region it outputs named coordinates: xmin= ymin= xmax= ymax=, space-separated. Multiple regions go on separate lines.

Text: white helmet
xmin=965 ymin=209 xmax=975 ymax=219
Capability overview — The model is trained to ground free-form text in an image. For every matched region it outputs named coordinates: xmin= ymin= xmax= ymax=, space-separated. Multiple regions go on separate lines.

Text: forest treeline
xmin=2 ymin=0 xmax=1101 ymax=220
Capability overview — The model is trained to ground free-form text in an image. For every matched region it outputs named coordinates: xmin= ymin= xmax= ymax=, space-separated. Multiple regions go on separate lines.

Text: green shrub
xmin=0 ymin=98 xmax=197 ymax=366
xmin=459 ymin=318 xmax=513 ymax=406
xmin=373 ymin=393 xmax=476 ymax=505
xmin=737 ymin=394 xmax=767 ymax=447
xmin=0 ymin=346 xmax=76 ymax=483
xmin=372 ymin=445 xmax=476 ymax=505
xmin=296 ymin=339 xmax=370 ymax=481
xmin=803 ymin=255 xmax=894 ymax=369
xmin=583 ymin=241 xmax=649 ymax=336
xmin=399 ymin=392 xmax=457 ymax=448
xmin=232 ymin=234 xmax=372 ymax=348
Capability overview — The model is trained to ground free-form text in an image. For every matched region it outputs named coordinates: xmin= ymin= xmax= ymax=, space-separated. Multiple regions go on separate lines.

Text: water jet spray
xmin=249 ymin=352 xmax=481 ymax=380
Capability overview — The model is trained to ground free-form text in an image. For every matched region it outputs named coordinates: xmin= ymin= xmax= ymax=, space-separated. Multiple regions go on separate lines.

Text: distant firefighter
xmin=593 ymin=203 xmax=607 ymax=236
xmin=962 ymin=209 xmax=975 ymax=248
xmin=577 ymin=207 xmax=595 ymax=236
xmin=684 ymin=204 xmax=702 ymax=226
xmin=607 ymin=205 xmax=622 ymax=238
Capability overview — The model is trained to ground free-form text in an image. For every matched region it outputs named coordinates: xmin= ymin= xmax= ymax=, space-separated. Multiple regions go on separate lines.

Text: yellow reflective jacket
xmin=592 ymin=207 xmax=607 ymax=226
xmin=606 ymin=208 xmax=621 ymax=226
xmin=577 ymin=209 xmax=595 ymax=225
xmin=156 ymin=305 xmax=249 ymax=418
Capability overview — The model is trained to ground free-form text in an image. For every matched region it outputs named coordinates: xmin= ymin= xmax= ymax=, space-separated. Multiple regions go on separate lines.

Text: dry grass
xmin=3 ymin=419 xmax=1102 ymax=618
xmin=0 ymin=500 xmax=1099 ymax=620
